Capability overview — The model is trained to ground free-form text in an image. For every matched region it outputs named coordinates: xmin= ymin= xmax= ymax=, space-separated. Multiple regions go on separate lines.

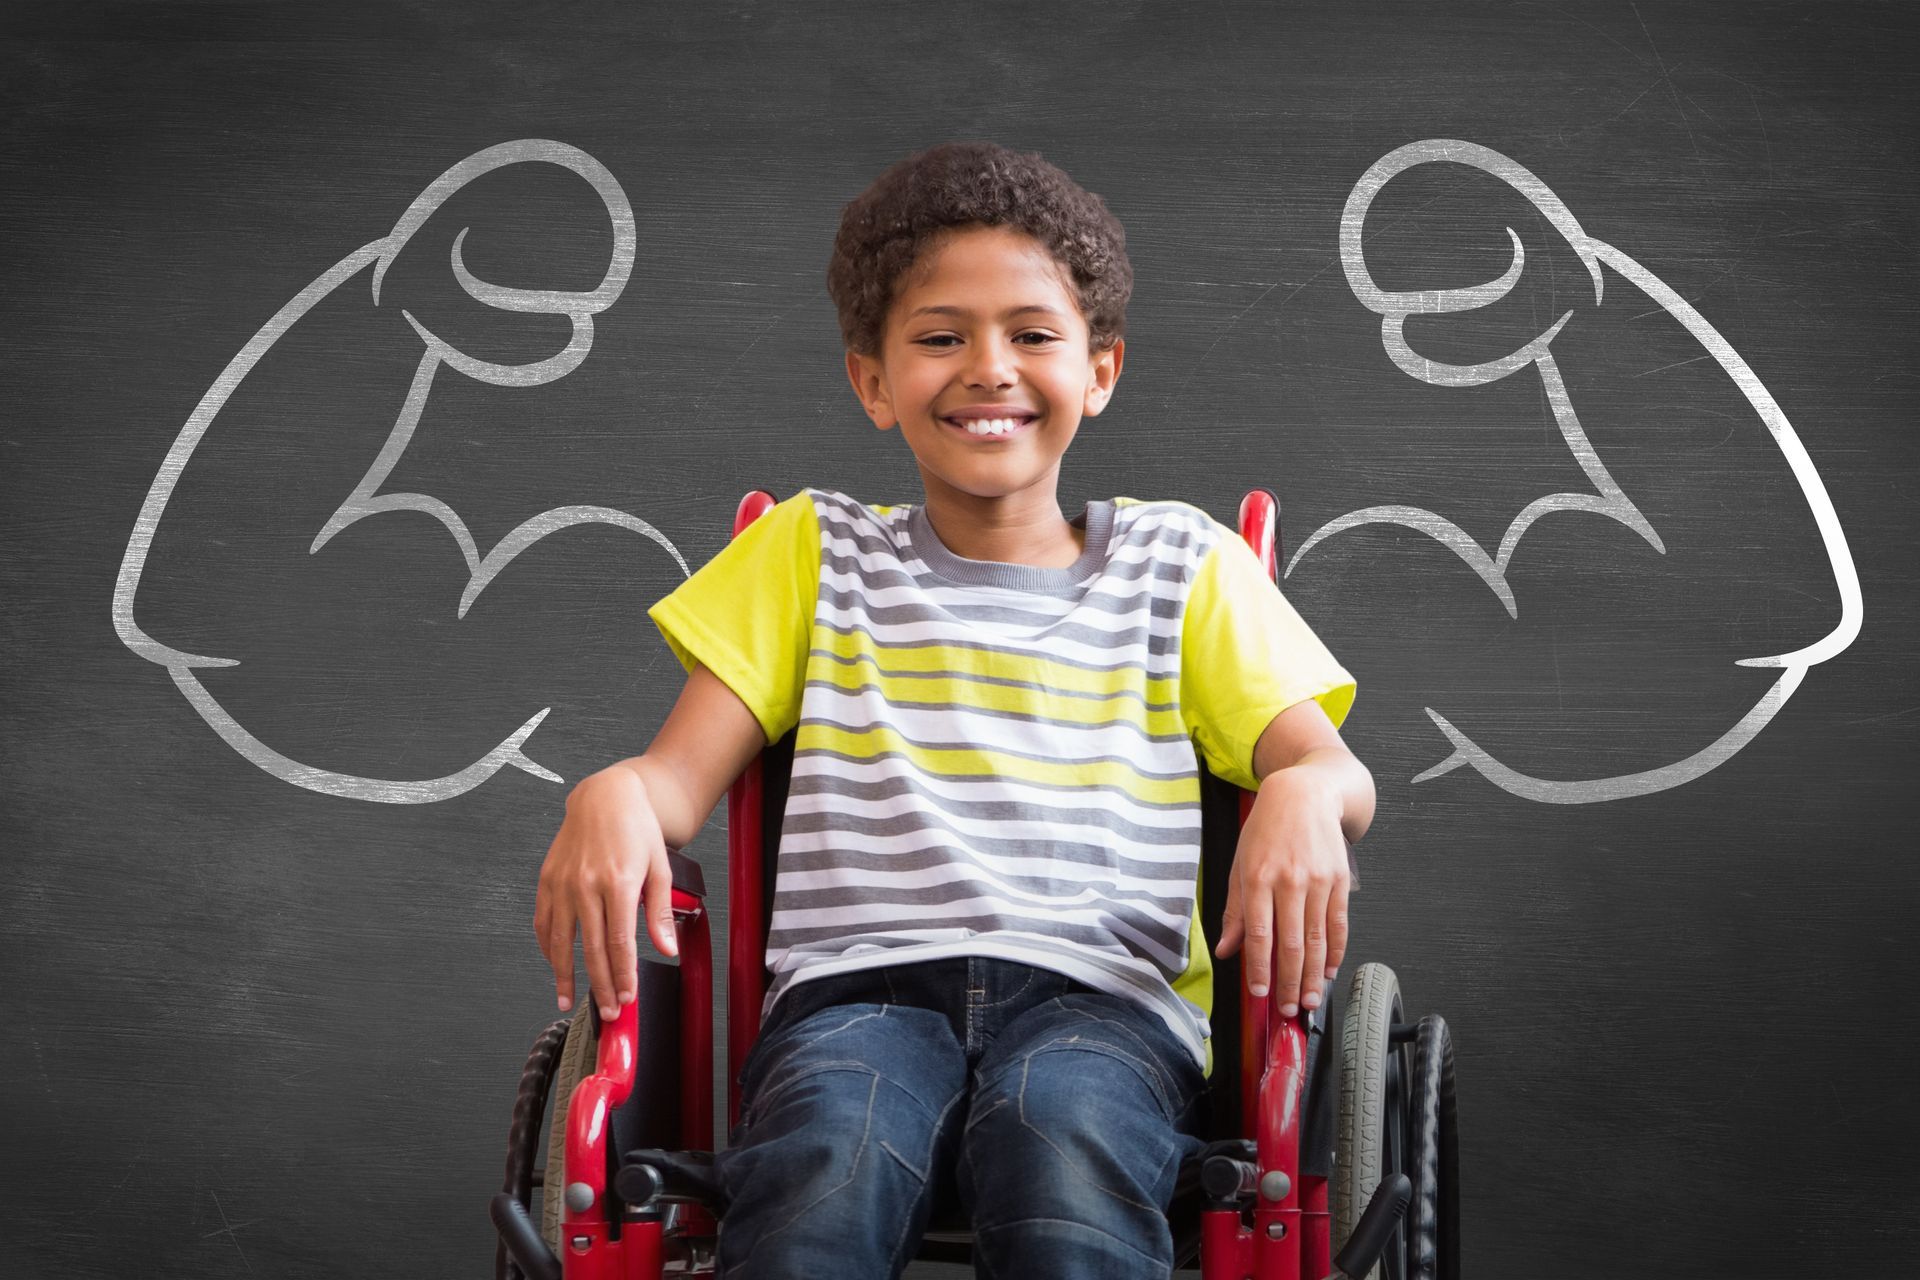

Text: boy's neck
xmin=917 ymin=484 xmax=1087 ymax=570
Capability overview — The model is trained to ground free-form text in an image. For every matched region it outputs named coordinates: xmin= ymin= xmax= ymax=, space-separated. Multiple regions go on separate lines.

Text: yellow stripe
xmin=812 ymin=663 xmax=1187 ymax=739
xmin=797 ymin=721 xmax=1202 ymax=807
xmin=812 ymin=627 xmax=1178 ymax=704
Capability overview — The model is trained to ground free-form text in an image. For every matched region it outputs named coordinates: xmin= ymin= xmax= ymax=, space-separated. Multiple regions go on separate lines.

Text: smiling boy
xmin=536 ymin=140 xmax=1374 ymax=1278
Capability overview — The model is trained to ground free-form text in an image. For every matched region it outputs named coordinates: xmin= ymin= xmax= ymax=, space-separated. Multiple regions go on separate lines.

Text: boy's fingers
xmin=1326 ymin=875 xmax=1351 ymax=981
xmin=1275 ymin=874 xmax=1308 ymax=1015
xmin=606 ymin=876 xmax=640 ymax=1007
xmin=1214 ymin=874 xmax=1242 ymax=958
xmin=1301 ymin=874 xmax=1332 ymax=1012
xmin=1243 ymin=880 xmax=1272 ymax=997
xmin=577 ymin=897 xmax=617 ymax=1020
xmin=645 ymin=856 xmax=678 ymax=959
xmin=544 ymin=902 xmax=576 ymax=1010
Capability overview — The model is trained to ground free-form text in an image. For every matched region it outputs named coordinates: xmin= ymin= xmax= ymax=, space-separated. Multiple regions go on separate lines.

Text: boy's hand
xmin=534 ymin=767 xmax=679 ymax=1022
xmin=1213 ymin=769 xmax=1351 ymax=1018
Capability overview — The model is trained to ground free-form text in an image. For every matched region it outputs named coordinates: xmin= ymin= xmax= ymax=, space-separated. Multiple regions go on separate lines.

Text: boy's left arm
xmin=1214 ymin=698 xmax=1377 ymax=1019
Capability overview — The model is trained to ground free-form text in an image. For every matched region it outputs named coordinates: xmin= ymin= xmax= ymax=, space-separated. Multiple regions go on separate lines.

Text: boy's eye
xmin=916 ymin=333 xmax=1058 ymax=348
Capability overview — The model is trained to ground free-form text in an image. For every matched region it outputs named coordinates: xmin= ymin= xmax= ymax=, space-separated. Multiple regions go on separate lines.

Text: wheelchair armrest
xmin=665 ymin=846 xmax=705 ymax=899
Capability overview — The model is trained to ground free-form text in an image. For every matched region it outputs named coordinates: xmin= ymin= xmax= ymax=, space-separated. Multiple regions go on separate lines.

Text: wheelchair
xmin=493 ymin=488 xmax=1460 ymax=1280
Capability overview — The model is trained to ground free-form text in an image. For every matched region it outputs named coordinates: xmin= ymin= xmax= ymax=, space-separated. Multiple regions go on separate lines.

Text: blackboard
xmin=5 ymin=2 xmax=1916 ymax=1276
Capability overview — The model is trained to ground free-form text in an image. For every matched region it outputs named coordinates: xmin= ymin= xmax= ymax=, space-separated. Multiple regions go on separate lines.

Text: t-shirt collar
xmin=904 ymin=498 xmax=1115 ymax=591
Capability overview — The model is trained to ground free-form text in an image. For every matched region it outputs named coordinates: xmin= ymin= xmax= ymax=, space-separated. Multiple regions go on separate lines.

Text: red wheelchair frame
xmin=494 ymin=488 xmax=1416 ymax=1280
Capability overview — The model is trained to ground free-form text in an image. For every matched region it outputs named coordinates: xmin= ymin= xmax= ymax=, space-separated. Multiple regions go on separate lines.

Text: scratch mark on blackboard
xmin=204 ymin=1190 xmax=258 ymax=1274
xmin=1632 ymin=354 xmax=1716 ymax=378
xmin=113 ymin=140 xmax=687 ymax=802
xmin=1295 ymin=137 xmax=1863 ymax=804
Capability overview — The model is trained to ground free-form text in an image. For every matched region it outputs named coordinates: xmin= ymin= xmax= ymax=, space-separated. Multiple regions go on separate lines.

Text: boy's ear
xmin=845 ymin=348 xmax=897 ymax=430
xmin=1082 ymin=337 xmax=1125 ymax=418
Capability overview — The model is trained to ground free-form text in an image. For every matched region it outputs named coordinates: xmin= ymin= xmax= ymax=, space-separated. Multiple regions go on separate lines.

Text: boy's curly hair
xmin=826 ymin=140 xmax=1133 ymax=358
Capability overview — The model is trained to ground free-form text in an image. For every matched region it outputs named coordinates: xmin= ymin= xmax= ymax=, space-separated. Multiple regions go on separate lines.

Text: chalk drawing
xmin=113 ymin=139 xmax=687 ymax=802
xmin=1301 ymin=138 xmax=1862 ymax=802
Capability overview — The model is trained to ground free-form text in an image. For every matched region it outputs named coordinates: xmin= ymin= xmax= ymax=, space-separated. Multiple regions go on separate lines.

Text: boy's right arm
xmin=534 ymin=660 xmax=771 ymax=1020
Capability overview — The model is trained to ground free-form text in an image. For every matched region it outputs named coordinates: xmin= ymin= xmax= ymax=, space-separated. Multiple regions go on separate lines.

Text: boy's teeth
xmin=958 ymin=417 xmax=1025 ymax=435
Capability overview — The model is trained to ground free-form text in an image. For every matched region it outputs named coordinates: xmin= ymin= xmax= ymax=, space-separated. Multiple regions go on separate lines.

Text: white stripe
xmin=777 ymin=823 xmax=1202 ymax=870
xmin=784 ymin=759 xmax=1199 ymax=830
xmin=771 ymin=786 xmax=1190 ymax=855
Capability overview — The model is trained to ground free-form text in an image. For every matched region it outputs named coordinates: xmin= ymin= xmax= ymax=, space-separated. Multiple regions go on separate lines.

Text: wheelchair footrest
xmin=615 ymin=1148 xmax=731 ymax=1217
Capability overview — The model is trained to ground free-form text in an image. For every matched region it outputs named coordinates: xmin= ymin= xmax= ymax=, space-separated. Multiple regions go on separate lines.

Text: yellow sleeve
xmin=646 ymin=490 xmax=820 ymax=745
xmin=1181 ymin=524 xmax=1357 ymax=791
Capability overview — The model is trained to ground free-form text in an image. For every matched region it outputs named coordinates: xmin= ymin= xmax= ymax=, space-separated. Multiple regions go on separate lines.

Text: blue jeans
xmin=713 ymin=956 xmax=1210 ymax=1279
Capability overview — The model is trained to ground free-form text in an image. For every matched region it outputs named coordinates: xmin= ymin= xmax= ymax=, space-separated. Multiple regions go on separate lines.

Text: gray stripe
xmin=815 ymin=514 xmax=912 ymax=562
xmin=769 ymin=876 xmax=1192 ymax=922
xmin=788 ymin=771 xmax=1199 ymax=843
xmin=779 ymin=804 xmax=1201 ymax=868
xmin=787 ymin=740 xmax=1190 ymax=809
xmin=808 ymin=647 xmax=1180 ymax=711
xmin=774 ymin=839 xmax=1198 ymax=883
xmin=811 ymin=624 xmax=1178 ymax=679
xmin=818 ymin=584 xmax=1182 ymax=639
xmin=800 ymin=679 xmax=1192 ymax=747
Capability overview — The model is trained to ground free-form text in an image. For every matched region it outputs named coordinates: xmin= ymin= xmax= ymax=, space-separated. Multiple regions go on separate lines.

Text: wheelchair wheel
xmin=539 ymin=1001 xmax=600 ymax=1256
xmin=1334 ymin=961 xmax=1412 ymax=1280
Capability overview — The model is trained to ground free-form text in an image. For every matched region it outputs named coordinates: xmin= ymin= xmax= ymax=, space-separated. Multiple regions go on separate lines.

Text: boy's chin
xmin=915 ymin=463 xmax=1066 ymax=502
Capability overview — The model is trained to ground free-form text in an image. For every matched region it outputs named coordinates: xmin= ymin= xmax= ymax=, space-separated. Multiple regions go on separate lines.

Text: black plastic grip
xmin=489 ymin=1192 xmax=562 ymax=1280
xmin=1201 ymin=1154 xmax=1259 ymax=1202
xmin=1333 ymin=1173 xmax=1411 ymax=1280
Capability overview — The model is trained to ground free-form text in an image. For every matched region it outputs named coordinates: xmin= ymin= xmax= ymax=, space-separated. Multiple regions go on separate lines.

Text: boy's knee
xmin=962 ymin=1041 xmax=1189 ymax=1219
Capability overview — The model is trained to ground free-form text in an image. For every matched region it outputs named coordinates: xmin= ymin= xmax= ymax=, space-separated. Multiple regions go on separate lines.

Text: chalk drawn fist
xmin=114 ymin=140 xmax=686 ymax=802
xmin=1288 ymin=139 xmax=1861 ymax=802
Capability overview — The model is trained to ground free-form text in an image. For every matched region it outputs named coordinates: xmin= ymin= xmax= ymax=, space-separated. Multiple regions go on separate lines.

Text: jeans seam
xmin=885 ymin=1083 xmax=965 ymax=1276
xmin=1015 ymin=1051 xmax=1159 ymax=1214
xmin=976 ymin=964 xmax=1037 ymax=1009
xmin=1029 ymin=1016 xmax=1183 ymax=1124
xmin=726 ymin=1069 xmax=881 ymax=1275
xmin=740 ymin=1007 xmax=889 ymax=1127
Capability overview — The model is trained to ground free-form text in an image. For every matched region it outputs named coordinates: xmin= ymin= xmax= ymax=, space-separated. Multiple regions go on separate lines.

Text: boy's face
xmin=846 ymin=223 xmax=1122 ymax=509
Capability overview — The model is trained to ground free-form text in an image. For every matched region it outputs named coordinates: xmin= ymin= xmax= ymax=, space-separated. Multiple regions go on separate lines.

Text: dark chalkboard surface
xmin=5 ymin=2 xmax=1916 ymax=1276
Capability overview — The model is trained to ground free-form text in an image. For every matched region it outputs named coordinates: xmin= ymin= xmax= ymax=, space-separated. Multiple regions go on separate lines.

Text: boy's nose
xmin=964 ymin=336 xmax=1019 ymax=388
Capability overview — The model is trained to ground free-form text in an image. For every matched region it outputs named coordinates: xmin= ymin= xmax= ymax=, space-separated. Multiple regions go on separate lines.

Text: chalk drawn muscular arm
xmin=1289 ymin=139 xmax=1862 ymax=802
xmin=113 ymin=139 xmax=687 ymax=803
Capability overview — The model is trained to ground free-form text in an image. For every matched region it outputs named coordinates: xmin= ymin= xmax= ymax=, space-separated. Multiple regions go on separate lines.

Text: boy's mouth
xmin=941 ymin=413 xmax=1037 ymax=441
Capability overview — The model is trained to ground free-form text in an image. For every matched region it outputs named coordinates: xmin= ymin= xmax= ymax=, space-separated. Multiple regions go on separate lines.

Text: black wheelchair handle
xmin=1201 ymin=1154 xmax=1260 ymax=1203
xmin=1329 ymin=1173 xmax=1412 ymax=1280
xmin=489 ymin=1192 xmax=562 ymax=1280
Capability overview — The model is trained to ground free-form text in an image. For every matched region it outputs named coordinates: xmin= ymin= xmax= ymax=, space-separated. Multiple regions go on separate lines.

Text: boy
xmin=535 ymin=140 xmax=1375 ymax=1278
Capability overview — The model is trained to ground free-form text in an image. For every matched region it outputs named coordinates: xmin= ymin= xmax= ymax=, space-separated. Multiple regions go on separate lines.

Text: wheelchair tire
xmin=1407 ymin=1013 xmax=1460 ymax=1280
xmin=1334 ymin=961 xmax=1412 ymax=1280
xmin=540 ymin=1001 xmax=600 ymax=1255
xmin=499 ymin=1013 xmax=573 ymax=1280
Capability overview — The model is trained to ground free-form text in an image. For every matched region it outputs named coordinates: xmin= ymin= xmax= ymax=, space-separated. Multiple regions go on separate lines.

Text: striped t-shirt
xmin=647 ymin=488 xmax=1356 ymax=1076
